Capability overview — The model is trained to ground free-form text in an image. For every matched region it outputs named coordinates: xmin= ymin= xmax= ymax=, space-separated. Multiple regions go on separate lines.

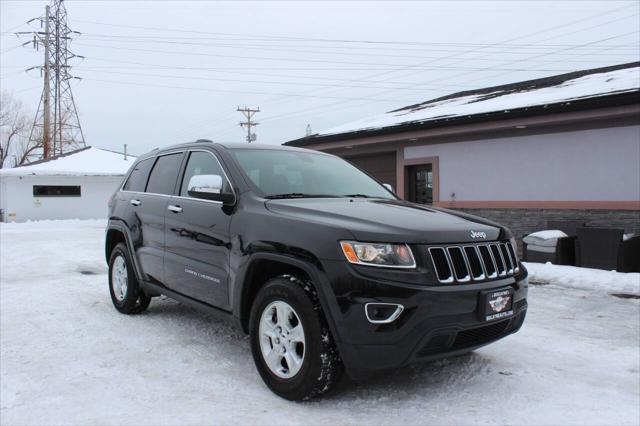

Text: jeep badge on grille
xmin=470 ymin=230 xmax=487 ymax=239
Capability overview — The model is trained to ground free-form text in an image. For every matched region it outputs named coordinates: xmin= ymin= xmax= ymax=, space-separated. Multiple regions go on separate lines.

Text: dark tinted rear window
xmin=123 ymin=158 xmax=154 ymax=192
xmin=145 ymin=153 xmax=183 ymax=195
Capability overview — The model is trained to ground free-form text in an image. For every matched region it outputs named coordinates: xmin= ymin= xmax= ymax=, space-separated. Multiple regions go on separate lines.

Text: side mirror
xmin=383 ymin=183 xmax=394 ymax=193
xmin=187 ymin=174 xmax=234 ymax=204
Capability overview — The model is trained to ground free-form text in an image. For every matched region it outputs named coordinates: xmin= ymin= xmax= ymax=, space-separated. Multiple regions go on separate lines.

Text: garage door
xmin=345 ymin=152 xmax=396 ymax=189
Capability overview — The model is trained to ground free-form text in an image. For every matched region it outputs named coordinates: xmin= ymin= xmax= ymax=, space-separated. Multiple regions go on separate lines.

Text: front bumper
xmin=320 ymin=260 xmax=528 ymax=379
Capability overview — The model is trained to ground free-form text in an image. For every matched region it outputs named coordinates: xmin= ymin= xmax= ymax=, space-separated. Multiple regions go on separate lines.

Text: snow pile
xmin=319 ymin=66 xmax=640 ymax=136
xmin=0 ymin=147 xmax=135 ymax=176
xmin=525 ymin=230 xmax=568 ymax=240
xmin=524 ymin=261 xmax=640 ymax=294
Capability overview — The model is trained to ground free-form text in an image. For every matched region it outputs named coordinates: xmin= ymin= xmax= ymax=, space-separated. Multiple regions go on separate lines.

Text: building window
xmin=407 ymin=164 xmax=433 ymax=204
xmin=33 ymin=185 xmax=81 ymax=197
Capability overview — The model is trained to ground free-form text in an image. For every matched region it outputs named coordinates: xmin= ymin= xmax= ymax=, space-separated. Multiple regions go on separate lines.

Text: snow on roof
xmin=0 ymin=146 xmax=136 ymax=176
xmin=317 ymin=63 xmax=640 ymax=137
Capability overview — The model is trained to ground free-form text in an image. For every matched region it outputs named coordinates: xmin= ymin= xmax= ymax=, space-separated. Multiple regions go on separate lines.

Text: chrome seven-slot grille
xmin=428 ymin=241 xmax=520 ymax=284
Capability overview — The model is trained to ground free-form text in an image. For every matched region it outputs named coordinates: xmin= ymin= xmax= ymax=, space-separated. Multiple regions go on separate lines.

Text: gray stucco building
xmin=285 ymin=62 xmax=640 ymax=243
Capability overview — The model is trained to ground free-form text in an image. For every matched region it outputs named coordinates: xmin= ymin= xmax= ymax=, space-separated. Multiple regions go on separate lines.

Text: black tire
xmin=249 ymin=274 xmax=343 ymax=401
xmin=108 ymin=242 xmax=151 ymax=314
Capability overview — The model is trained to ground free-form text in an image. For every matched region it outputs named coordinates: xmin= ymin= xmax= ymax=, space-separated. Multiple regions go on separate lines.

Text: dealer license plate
xmin=481 ymin=288 xmax=514 ymax=321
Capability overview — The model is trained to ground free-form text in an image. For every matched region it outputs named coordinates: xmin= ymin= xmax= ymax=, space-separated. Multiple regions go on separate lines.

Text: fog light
xmin=365 ymin=303 xmax=404 ymax=324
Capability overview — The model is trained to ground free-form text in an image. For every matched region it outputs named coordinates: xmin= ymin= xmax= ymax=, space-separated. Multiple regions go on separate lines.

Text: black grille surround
xmin=427 ymin=241 xmax=520 ymax=284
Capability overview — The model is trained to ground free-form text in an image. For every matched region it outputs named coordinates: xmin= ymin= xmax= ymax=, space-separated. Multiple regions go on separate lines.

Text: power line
xmin=442 ymin=30 xmax=640 ymax=87
xmin=168 ymin=10 xmax=640 ymax=144
xmin=72 ymin=58 xmax=482 ymax=88
xmin=347 ymin=16 xmax=640 ymax=98
xmin=0 ymin=44 xmax=23 ymax=54
xmin=74 ymin=42 xmax=586 ymax=72
xmin=211 ymin=37 xmax=639 ymax=139
xmin=75 ymin=32 xmax=640 ymax=50
xmin=71 ymin=12 xmax=639 ymax=47
xmin=80 ymin=77 xmax=416 ymax=103
xmin=0 ymin=21 xmax=32 ymax=35
xmin=262 ymin=10 xmax=640 ymax=124
xmin=262 ymin=33 xmax=640 ymax=126
xmin=76 ymin=35 xmax=640 ymax=62
xmin=266 ymin=5 xmax=639 ymax=112
xmin=76 ymin=68 xmax=579 ymax=92
xmin=77 ymin=33 xmax=640 ymax=53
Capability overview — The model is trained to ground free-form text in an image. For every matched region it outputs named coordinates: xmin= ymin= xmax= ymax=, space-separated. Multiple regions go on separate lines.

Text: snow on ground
xmin=524 ymin=262 xmax=640 ymax=295
xmin=1 ymin=220 xmax=639 ymax=425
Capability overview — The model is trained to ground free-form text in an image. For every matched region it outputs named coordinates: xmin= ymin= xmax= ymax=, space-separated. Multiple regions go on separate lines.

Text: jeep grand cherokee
xmin=105 ymin=141 xmax=528 ymax=400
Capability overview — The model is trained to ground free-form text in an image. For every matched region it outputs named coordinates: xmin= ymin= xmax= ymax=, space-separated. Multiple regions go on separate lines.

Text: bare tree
xmin=0 ymin=91 xmax=42 ymax=169
xmin=14 ymin=128 xmax=44 ymax=167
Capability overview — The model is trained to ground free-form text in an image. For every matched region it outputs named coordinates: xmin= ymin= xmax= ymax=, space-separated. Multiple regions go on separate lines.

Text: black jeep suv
xmin=106 ymin=141 xmax=528 ymax=400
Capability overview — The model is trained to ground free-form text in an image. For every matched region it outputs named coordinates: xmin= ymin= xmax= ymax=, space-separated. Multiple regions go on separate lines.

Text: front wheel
xmin=250 ymin=275 xmax=343 ymax=400
xmin=108 ymin=242 xmax=151 ymax=314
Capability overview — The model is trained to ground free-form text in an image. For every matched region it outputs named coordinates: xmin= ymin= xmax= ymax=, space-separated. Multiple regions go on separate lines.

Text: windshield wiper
xmin=343 ymin=194 xmax=374 ymax=198
xmin=264 ymin=193 xmax=339 ymax=199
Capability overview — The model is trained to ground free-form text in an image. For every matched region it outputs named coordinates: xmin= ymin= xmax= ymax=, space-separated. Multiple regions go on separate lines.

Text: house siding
xmin=404 ymin=125 xmax=640 ymax=203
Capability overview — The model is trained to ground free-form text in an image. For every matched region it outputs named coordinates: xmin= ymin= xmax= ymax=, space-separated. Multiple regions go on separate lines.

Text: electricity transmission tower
xmin=17 ymin=0 xmax=85 ymax=160
xmin=237 ymin=106 xmax=260 ymax=143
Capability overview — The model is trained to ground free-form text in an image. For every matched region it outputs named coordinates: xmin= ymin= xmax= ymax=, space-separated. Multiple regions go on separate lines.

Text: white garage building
xmin=0 ymin=147 xmax=135 ymax=222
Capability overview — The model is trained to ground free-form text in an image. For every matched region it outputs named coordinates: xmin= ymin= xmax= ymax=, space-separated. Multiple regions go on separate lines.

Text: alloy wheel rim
xmin=111 ymin=255 xmax=128 ymax=302
xmin=258 ymin=300 xmax=306 ymax=379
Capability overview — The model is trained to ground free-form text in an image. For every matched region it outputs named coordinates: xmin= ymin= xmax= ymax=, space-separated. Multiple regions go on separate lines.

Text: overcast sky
xmin=1 ymin=0 xmax=639 ymax=155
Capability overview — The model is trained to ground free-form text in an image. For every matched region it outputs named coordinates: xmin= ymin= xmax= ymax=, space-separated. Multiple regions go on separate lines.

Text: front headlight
xmin=340 ymin=241 xmax=416 ymax=268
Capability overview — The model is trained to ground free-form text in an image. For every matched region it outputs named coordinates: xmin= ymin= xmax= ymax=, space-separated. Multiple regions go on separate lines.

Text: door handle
xmin=130 ymin=199 xmax=141 ymax=206
xmin=168 ymin=204 xmax=183 ymax=213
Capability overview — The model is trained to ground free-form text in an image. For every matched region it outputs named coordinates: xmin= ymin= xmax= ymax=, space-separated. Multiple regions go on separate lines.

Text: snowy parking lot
xmin=1 ymin=220 xmax=639 ymax=425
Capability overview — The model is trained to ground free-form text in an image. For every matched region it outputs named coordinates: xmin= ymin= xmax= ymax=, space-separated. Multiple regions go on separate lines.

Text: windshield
xmin=231 ymin=149 xmax=396 ymax=199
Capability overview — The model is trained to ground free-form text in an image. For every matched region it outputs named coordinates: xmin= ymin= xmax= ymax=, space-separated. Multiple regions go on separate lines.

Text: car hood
xmin=264 ymin=198 xmax=507 ymax=244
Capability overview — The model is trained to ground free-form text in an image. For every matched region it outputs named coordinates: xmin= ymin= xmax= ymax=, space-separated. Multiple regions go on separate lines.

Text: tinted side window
xmin=123 ymin=158 xmax=154 ymax=192
xmin=180 ymin=151 xmax=231 ymax=197
xmin=145 ymin=153 xmax=183 ymax=195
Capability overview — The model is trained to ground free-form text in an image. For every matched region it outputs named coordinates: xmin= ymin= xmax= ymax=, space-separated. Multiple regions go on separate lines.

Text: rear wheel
xmin=108 ymin=242 xmax=150 ymax=314
xmin=250 ymin=275 xmax=343 ymax=401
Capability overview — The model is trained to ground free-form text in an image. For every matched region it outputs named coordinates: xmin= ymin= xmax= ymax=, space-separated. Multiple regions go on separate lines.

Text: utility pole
xmin=18 ymin=0 xmax=85 ymax=161
xmin=237 ymin=106 xmax=260 ymax=143
xmin=42 ymin=5 xmax=51 ymax=158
